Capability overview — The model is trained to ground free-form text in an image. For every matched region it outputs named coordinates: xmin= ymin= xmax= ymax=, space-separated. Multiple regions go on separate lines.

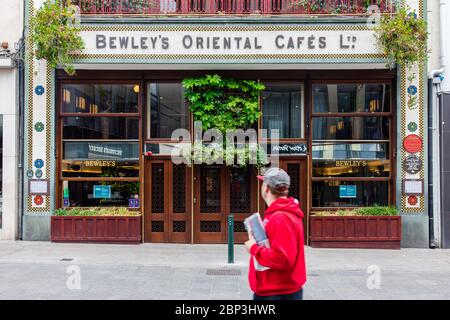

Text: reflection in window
xmin=262 ymin=83 xmax=304 ymax=139
xmin=148 ymin=83 xmax=189 ymax=139
xmin=62 ymin=181 xmax=140 ymax=207
xmin=61 ymin=84 xmax=139 ymax=114
xmin=313 ymin=84 xmax=391 ymax=113
xmin=312 ymin=117 xmax=390 ymax=140
xmin=62 ymin=160 xmax=139 ymax=178
xmin=312 ymin=143 xmax=389 ymax=160
xmin=312 ymin=181 xmax=389 ymax=207
xmin=63 ymin=141 xmax=140 ymax=160
xmin=63 ymin=117 xmax=139 ymax=140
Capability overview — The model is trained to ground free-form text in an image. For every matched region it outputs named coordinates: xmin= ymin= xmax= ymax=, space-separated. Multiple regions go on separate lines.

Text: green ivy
xmin=30 ymin=0 xmax=85 ymax=75
xmin=375 ymin=6 xmax=428 ymax=68
xmin=182 ymin=75 xmax=267 ymax=167
xmin=182 ymin=74 xmax=265 ymax=133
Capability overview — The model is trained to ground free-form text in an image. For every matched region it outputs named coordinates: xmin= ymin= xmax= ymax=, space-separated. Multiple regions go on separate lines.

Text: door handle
xmin=193 ymin=197 xmax=197 ymax=205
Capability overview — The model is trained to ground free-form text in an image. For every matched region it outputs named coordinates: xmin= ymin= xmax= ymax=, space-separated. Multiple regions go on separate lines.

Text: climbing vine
xmin=374 ymin=6 xmax=428 ymax=68
xmin=30 ymin=0 xmax=84 ymax=75
xmin=182 ymin=74 xmax=268 ymax=167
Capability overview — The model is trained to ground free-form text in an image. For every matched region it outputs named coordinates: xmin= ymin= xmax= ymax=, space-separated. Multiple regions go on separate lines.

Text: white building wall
xmin=0 ymin=0 xmax=24 ymax=240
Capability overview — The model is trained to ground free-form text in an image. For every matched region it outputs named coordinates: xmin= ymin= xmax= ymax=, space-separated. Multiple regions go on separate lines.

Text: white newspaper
xmin=244 ymin=212 xmax=271 ymax=271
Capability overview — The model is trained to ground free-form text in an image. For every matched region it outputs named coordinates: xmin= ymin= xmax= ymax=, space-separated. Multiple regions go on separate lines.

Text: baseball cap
xmin=257 ymin=167 xmax=290 ymax=188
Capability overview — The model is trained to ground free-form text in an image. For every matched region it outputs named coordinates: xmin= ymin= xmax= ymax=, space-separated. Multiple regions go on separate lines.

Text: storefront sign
xmin=83 ymin=160 xmax=116 ymax=167
xmin=339 ymin=185 xmax=357 ymax=198
xmin=93 ymin=185 xmax=112 ymax=199
xmin=403 ymin=179 xmax=424 ymax=196
xmin=403 ymin=134 xmax=423 ymax=153
xmin=403 ymin=156 xmax=422 ymax=174
xmin=78 ymin=28 xmax=381 ymax=59
xmin=29 ymin=179 xmax=50 ymax=196
xmin=335 ymin=160 xmax=367 ymax=167
xmin=269 ymin=143 xmax=307 ymax=155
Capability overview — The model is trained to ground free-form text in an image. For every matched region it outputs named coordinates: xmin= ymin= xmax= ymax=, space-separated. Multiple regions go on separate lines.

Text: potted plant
xmin=51 ymin=207 xmax=142 ymax=244
xmin=310 ymin=206 xmax=401 ymax=249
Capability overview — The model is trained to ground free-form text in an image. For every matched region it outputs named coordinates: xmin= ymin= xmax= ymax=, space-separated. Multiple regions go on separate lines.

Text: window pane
xmin=63 ymin=141 xmax=139 ymax=160
xmin=313 ymin=84 xmax=391 ymax=113
xmin=313 ymin=160 xmax=390 ymax=178
xmin=62 ymin=84 xmax=139 ymax=114
xmin=62 ymin=181 xmax=140 ymax=207
xmin=312 ymin=143 xmax=389 ymax=160
xmin=62 ymin=160 xmax=139 ymax=178
xmin=148 ymin=83 xmax=189 ymax=139
xmin=312 ymin=117 xmax=389 ymax=140
xmin=63 ymin=117 xmax=139 ymax=140
xmin=312 ymin=181 xmax=389 ymax=207
xmin=262 ymin=83 xmax=304 ymax=139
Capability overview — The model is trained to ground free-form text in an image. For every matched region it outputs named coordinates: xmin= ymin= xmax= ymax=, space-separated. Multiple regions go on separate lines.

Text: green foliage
xmin=375 ymin=6 xmax=428 ymax=68
xmin=182 ymin=75 xmax=266 ymax=167
xmin=76 ymin=0 xmax=158 ymax=13
xmin=30 ymin=0 xmax=85 ymax=75
xmin=54 ymin=207 xmax=141 ymax=216
xmin=182 ymin=74 xmax=265 ymax=133
xmin=313 ymin=205 xmax=399 ymax=217
xmin=184 ymin=141 xmax=269 ymax=168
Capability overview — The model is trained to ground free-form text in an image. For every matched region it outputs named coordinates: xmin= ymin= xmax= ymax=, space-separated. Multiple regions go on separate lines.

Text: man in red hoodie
xmin=245 ymin=167 xmax=306 ymax=300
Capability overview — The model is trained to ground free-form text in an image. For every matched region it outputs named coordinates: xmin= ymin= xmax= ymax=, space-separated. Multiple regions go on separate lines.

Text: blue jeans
xmin=253 ymin=288 xmax=303 ymax=300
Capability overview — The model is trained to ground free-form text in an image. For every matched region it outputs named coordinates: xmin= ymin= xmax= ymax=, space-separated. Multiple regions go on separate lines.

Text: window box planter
xmin=51 ymin=215 xmax=142 ymax=244
xmin=310 ymin=215 xmax=402 ymax=249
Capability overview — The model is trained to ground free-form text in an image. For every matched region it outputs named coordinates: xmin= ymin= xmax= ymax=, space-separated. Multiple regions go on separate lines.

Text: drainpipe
xmin=17 ymin=39 xmax=24 ymax=240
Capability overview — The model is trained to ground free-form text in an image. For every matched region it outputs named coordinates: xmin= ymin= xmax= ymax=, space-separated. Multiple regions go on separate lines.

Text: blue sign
xmin=339 ymin=185 xmax=357 ymax=199
xmin=128 ymin=198 xmax=140 ymax=208
xmin=93 ymin=185 xmax=111 ymax=199
xmin=63 ymin=199 xmax=70 ymax=207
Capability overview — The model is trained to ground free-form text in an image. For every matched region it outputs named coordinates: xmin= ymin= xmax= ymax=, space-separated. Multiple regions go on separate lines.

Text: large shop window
xmin=262 ymin=83 xmax=305 ymax=139
xmin=147 ymin=83 xmax=189 ymax=139
xmin=60 ymin=84 xmax=140 ymax=208
xmin=311 ymin=83 xmax=393 ymax=208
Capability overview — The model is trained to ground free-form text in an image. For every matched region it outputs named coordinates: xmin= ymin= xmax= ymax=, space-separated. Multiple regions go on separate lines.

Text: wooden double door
xmin=144 ymin=159 xmax=306 ymax=244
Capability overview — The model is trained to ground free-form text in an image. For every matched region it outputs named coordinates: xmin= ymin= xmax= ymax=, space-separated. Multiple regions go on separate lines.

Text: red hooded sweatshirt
xmin=249 ymin=197 xmax=306 ymax=296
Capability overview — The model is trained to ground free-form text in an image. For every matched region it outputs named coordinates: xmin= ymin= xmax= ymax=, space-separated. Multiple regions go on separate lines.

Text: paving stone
xmin=1 ymin=241 xmax=450 ymax=300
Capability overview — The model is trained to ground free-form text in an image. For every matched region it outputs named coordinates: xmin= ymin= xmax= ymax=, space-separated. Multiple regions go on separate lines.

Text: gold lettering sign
xmin=335 ymin=160 xmax=367 ymax=167
xmin=83 ymin=160 xmax=116 ymax=167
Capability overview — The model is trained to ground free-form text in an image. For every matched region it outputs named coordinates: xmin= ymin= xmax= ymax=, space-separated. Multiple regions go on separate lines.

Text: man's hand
xmin=245 ymin=229 xmax=257 ymax=253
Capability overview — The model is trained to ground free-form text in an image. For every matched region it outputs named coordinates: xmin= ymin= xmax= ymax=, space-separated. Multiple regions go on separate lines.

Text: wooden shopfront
xmin=56 ymin=69 xmax=396 ymax=244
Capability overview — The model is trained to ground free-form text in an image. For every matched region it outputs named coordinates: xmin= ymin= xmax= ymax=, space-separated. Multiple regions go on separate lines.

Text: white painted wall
xmin=440 ymin=0 xmax=450 ymax=92
xmin=428 ymin=0 xmax=442 ymax=72
xmin=0 ymin=0 xmax=24 ymax=240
